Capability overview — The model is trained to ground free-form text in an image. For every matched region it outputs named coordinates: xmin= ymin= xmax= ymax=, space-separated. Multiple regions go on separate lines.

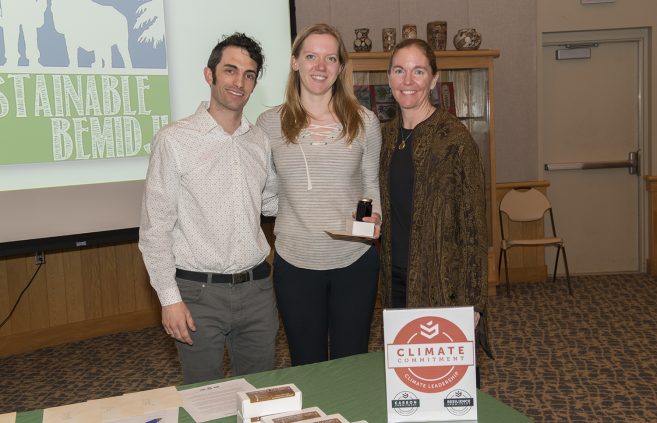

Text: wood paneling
xmin=0 ymin=309 xmax=160 ymax=357
xmin=645 ymin=176 xmax=657 ymax=275
xmin=0 ymin=260 xmax=12 ymax=336
xmin=81 ymin=247 xmax=103 ymax=320
xmin=5 ymin=257 xmax=31 ymax=334
xmin=45 ymin=251 xmax=69 ymax=327
xmin=0 ymin=242 xmax=158 ymax=357
xmin=99 ymin=245 xmax=120 ymax=317
xmin=27 ymin=259 xmax=50 ymax=330
xmin=0 ymin=222 xmax=276 ymax=356
xmin=63 ymin=249 xmax=86 ymax=323
xmin=116 ymin=243 xmax=137 ymax=314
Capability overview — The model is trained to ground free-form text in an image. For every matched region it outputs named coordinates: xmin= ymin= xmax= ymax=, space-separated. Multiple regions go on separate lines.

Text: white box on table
xmin=237 ymin=384 xmax=302 ymax=421
xmin=300 ymin=414 xmax=349 ymax=423
xmin=260 ymin=406 xmax=326 ymax=423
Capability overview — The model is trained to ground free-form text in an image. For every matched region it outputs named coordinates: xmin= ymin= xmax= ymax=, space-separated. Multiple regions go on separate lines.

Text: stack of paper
xmin=41 ymin=385 xmax=182 ymax=423
xmin=178 ymin=378 xmax=255 ymax=422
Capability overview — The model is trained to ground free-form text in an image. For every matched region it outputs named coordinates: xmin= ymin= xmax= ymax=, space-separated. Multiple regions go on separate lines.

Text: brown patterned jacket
xmin=379 ymin=109 xmax=492 ymax=357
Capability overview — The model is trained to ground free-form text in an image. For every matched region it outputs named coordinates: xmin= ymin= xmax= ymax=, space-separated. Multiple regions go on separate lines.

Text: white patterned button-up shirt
xmin=139 ymin=102 xmax=278 ymax=306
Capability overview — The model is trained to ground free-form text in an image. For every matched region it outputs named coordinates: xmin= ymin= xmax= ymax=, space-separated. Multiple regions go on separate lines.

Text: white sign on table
xmin=383 ymin=307 xmax=477 ymax=422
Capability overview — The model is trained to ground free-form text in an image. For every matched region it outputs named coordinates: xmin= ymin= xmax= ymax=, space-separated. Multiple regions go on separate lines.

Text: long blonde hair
xmin=280 ymin=23 xmax=364 ymax=144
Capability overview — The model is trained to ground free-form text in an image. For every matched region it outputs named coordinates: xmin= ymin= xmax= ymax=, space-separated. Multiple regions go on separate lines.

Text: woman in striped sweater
xmin=257 ymin=23 xmax=382 ymax=366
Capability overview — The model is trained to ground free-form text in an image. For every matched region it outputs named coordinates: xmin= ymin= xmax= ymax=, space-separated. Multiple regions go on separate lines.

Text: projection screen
xmin=0 ymin=0 xmax=292 ymax=256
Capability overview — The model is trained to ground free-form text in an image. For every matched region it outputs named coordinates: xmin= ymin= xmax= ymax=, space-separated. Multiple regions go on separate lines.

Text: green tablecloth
xmin=16 ymin=352 xmax=531 ymax=423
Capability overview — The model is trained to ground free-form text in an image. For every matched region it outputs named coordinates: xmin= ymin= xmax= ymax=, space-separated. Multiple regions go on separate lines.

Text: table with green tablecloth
xmin=15 ymin=352 xmax=531 ymax=423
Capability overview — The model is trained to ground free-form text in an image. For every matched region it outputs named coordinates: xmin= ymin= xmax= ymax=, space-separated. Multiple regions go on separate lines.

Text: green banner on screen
xmin=0 ymin=0 xmax=170 ymax=165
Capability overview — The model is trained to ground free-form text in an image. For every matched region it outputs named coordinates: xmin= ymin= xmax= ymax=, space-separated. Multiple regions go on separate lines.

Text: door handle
xmin=544 ymin=151 xmax=639 ymax=175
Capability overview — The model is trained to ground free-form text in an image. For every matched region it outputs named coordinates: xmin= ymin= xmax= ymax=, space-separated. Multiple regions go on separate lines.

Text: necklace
xmin=398 ymin=127 xmax=413 ymax=150
xmin=398 ymin=107 xmax=436 ymax=150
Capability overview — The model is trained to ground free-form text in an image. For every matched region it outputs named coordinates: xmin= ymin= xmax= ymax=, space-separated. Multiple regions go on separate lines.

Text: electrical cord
xmin=0 ymin=263 xmax=42 ymax=329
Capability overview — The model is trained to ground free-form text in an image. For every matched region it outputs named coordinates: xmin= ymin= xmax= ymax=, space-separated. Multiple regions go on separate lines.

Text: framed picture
xmin=374 ymin=85 xmax=394 ymax=103
xmin=430 ymin=82 xmax=456 ymax=116
xmin=353 ymin=84 xmax=397 ymax=122
xmin=354 ymin=85 xmax=373 ymax=110
xmin=376 ymin=103 xmax=397 ymax=122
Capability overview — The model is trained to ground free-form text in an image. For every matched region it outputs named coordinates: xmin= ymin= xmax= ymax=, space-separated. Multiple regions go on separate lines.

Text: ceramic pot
xmin=426 ymin=21 xmax=447 ymax=51
xmin=382 ymin=28 xmax=396 ymax=52
xmin=453 ymin=28 xmax=482 ymax=50
xmin=353 ymin=28 xmax=372 ymax=52
xmin=402 ymin=24 xmax=417 ymax=40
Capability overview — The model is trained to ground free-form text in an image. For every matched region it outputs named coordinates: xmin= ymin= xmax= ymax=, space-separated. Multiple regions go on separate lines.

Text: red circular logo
xmin=392 ymin=316 xmax=469 ymax=393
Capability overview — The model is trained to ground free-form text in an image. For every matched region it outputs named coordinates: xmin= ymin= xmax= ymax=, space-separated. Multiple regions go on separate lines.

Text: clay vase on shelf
xmin=426 ymin=21 xmax=448 ymax=51
xmin=382 ymin=27 xmax=396 ymax=52
xmin=402 ymin=24 xmax=417 ymax=40
xmin=453 ymin=28 xmax=482 ymax=50
xmin=353 ymin=28 xmax=372 ymax=52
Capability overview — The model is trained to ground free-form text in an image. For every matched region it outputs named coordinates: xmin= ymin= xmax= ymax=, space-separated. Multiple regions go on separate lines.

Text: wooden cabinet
xmin=349 ymin=50 xmax=500 ymax=293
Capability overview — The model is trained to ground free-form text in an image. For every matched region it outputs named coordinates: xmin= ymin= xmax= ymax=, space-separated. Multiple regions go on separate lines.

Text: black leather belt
xmin=175 ymin=261 xmax=270 ymax=284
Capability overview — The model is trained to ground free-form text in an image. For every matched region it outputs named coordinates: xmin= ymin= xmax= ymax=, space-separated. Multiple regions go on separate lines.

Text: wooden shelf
xmin=349 ymin=49 xmax=501 ymax=71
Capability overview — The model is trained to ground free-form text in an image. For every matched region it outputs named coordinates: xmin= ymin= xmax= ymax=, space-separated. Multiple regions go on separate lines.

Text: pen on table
xmin=145 ymin=418 xmax=162 ymax=423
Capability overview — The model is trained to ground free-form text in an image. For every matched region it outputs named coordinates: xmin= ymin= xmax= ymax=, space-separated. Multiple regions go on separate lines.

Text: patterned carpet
xmin=1 ymin=274 xmax=657 ymax=422
xmin=480 ymin=274 xmax=657 ymax=422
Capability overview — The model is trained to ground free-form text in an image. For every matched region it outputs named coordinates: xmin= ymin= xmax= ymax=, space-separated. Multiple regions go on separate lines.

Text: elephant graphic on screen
xmin=51 ymin=0 xmax=132 ymax=68
xmin=0 ymin=0 xmax=48 ymax=66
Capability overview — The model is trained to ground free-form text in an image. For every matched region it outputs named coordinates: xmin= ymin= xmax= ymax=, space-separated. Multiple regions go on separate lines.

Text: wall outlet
xmin=35 ymin=252 xmax=45 ymax=265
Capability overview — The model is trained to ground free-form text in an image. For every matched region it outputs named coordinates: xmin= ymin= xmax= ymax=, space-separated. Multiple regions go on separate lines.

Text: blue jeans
xmin=175 ymin=272 xmax=278 ymax=384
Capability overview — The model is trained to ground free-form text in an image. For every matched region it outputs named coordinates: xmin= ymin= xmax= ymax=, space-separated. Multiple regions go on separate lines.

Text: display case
xmin=349 ymin=50 xmax=500 ymax=290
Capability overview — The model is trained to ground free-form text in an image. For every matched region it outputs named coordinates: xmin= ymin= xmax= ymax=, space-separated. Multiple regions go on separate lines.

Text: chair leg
xmin=502 ymin=250 xmax=511 ymax=297
xmin=552 ymin=245 xmax=561 ymax=284
xmin=560 ymin=245 xmax=573 ymax=295
xmin=497 ymin=249 xmax=503 ymax=280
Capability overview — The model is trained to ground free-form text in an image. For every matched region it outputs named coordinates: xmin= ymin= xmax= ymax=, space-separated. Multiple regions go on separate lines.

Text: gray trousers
xmin=175 ymin=273 xmax=278 ymax=384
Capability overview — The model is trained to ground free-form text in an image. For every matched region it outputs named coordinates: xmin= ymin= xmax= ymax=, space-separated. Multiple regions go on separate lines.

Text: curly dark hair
xmin=207 ymin=32 xmax=265 ymax=83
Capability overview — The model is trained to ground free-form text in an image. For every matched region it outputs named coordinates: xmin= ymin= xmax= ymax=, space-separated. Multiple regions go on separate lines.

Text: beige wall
xmin=295 ymin=0 xmax=538 ymax=183
xmin=537 ymin=0 xmax=657 ymax=176
xmin=296 ymin=0 xmax=657 ymax=183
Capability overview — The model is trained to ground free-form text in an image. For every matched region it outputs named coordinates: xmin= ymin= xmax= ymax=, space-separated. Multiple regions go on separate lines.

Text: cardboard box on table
xmin=383 ymin=307 xmax=477 ymax=422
